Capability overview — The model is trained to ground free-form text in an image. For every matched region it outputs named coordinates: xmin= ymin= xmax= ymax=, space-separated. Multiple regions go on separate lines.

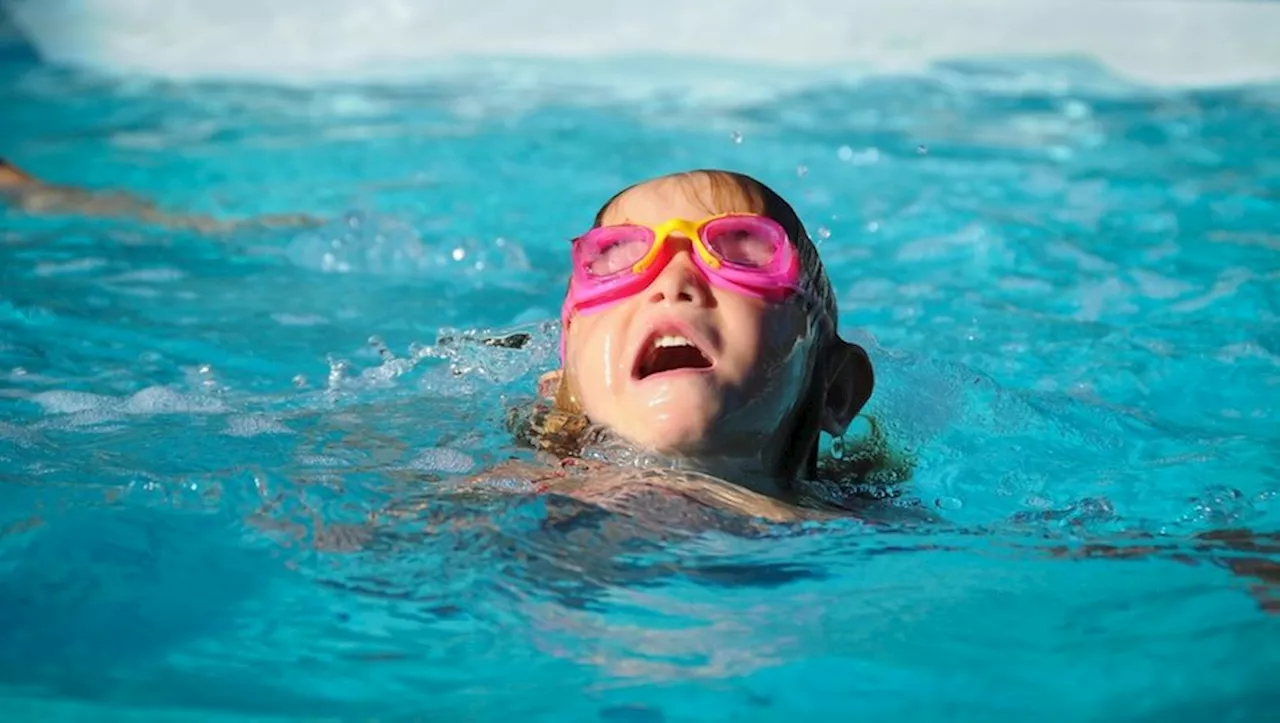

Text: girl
xmin=478 ymin=168 xmax=917 ymax=524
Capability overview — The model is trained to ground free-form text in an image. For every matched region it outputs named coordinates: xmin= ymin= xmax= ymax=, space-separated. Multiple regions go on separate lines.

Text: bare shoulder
xmin=461 ymin=458 xmax=565 ymax=492
xmin=541 ymin=466 xmax=833 ymax=524
xmin=460 ymin=456 xmax=835 ymax=524
xmin=0 ymin=158 xmax=321 ymax=232
xmin=0 ymin=158 xmax=39 ymax=186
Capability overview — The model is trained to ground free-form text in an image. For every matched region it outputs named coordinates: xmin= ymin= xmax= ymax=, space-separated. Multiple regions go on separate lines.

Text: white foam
xmin=408 ymin=447 xmax=476 ymax=474
xmin=33 ymin=258 xmax=110 ymax=277
xmin=7 ymin=0 xmax=1279 ymax=88
xmin=31 ymin=390 xmax=116 ymax=415
xmin=271 ymin=312 xmax=330 ymax=327
xmin=30 ymin=386 xmax=228 ymax=417
xmin=122 ymin=386 xmax=228 ymax=414
xmin=105 ymin=267 xmax=187 ymax=284
xmin=224 ymin=413 xmax=293 ymax=437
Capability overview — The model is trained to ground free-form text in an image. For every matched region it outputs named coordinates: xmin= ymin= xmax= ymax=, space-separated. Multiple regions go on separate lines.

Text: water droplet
xmin=934 ymin=496 xmax=963 ymax=510
xmin=451 ymin=247 xmax=466 ymax=261
xmin=368 ymin=335 xmax=394 ymax=362
xmin=837 ymin=145 xmax=854 ymax=161
xmin=729 ymin=131 xmax=743 ymax=144
xmin=326 ymin=356 xmax=349 ymax=390
xmin=917 ymin=144 xmax=929 ymax=155
xmin=795 ymin=165 xmax=809 ymax=178
xmin=196 ymin=363 xmax=218 ymax=390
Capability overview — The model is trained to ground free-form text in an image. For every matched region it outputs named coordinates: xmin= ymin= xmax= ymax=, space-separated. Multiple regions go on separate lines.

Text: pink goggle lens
xmin=702 ymin=216 xmax=784 ymax=268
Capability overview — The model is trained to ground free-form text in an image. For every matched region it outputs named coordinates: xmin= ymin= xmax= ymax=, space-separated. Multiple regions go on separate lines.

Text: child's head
xmin=547 ymin=169 xmax=873 ymax=482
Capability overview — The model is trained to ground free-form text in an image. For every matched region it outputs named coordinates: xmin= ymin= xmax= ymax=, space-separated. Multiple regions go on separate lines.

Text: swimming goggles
xmin=562 ymin=212 xmax=803 ymax=315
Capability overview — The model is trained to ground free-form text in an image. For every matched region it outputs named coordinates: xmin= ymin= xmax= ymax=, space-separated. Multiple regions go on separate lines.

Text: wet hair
xmin=507 ymin=169 xmax=913 ymax=500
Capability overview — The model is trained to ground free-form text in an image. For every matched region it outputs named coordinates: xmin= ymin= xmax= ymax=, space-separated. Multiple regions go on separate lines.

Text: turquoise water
xmin=2 ymin=50 xmax=1279 ymax=721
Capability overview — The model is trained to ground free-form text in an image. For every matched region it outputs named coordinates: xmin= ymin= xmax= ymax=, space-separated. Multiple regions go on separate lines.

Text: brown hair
xmin=507 ymin=170 xmax=912 ymax=498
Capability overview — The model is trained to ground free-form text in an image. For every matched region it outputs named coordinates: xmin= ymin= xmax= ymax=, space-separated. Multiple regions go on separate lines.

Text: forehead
xmin=598 ymin=175 xmax=761 ymax=226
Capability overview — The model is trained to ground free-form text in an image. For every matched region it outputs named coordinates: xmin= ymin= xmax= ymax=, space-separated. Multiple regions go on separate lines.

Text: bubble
xmin=1184 ymin=485 xmax=1252 ymax=527
xmin=729 ymin=131 xmax=743 ymax=144
xmin=837 ymin=145 xmax=854 ymax=161
xmin=451 ymin=247 xmax=466 ymax=261
xmin=795 ymin=165 xmax=809 ymax=178
xmin=293 ymin=374 xmax=309 ymax=389
xmin=917 ymin=145 xmax=929 ymax=155
xmin=866 ymin=221 xmax=881 ymax=233
xmin=816 ymin=226 xmax=831 ymax=241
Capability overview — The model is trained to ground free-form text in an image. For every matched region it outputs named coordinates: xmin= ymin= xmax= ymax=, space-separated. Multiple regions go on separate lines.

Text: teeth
xmin=652 ymin=335 xmax=695 ymax=349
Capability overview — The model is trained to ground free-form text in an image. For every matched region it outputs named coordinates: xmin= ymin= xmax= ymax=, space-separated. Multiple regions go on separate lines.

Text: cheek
xmin=727 ymin=303 xmax=815 ymax=399
xmin=722 ymin=298 xmax=809 ymax=366
xmin=564 ymin=311 xmax=628 ymax=394
xmin=763 ymin=306 xmax=811 ymax=351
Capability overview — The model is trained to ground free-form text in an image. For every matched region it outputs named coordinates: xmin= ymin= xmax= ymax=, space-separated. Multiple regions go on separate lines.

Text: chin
xmin=621 ymin=411 xmax=716 ymax=453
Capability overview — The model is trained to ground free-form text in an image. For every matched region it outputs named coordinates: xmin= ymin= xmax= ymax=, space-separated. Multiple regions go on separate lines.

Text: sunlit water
xmin=2 ymin=51 xmax=1279 ymax=721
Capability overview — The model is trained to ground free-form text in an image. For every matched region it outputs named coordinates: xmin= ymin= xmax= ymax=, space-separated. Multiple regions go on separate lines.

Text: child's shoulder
xmin=464 ymin=456 xmax=830 ymax=524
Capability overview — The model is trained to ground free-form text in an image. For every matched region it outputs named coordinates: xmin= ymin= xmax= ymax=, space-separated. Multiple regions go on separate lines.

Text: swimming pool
xmin=2 ymin=2 xmax=1279 ymax=720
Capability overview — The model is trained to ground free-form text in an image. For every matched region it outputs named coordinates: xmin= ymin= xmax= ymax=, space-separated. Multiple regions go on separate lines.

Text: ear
xmin=818 ymin=339 xmax=874 ymax=436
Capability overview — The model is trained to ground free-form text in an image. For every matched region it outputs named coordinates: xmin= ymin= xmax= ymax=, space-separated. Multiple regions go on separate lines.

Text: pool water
xmin=2 ymin=49 xmax=1279 ymax=721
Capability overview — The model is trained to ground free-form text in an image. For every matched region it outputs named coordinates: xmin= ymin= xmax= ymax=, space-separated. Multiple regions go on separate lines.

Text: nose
xmin=645 ymin=235 xmax=712 ymax=307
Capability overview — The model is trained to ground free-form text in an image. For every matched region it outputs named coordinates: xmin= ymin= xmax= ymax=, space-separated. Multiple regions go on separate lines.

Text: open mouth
xmin=633 ymin=332 xmax=714 ymax=380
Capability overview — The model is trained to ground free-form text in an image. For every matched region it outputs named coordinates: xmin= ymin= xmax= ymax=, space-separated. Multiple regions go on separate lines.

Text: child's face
xmin=562 ymin=175 xmax=818 ymax=455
